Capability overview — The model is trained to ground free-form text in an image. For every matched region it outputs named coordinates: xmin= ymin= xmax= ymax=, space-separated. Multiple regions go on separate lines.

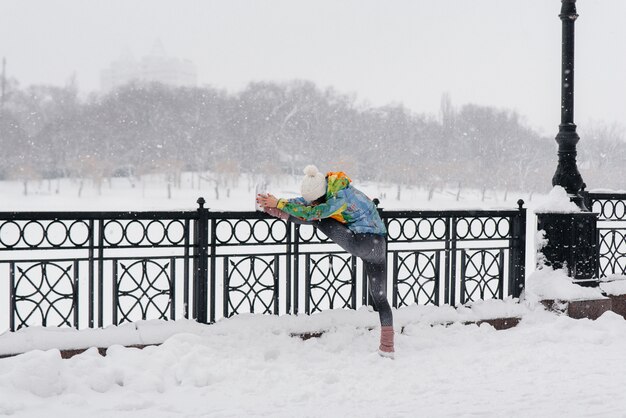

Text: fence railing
xmin=583 ymin=192 xmax=626 ymax=278
xmin=0 ymin=209 xmax=198 ymax=331
xmin=0 ymin=198 xmax=526 ymax=331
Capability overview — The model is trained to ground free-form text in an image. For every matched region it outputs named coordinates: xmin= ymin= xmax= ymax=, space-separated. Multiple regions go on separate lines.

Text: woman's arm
xmin=257 ymin=192 xmax=347 ymax=221
xmin=277 ymin=194 xmax=347 ymax=221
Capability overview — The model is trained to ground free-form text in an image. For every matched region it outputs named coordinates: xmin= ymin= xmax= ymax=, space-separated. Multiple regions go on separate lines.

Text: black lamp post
xmin=536 ymin=0 xmax=598 ymax=284
xmin=552 ymin=0 xmax=586 ymax=210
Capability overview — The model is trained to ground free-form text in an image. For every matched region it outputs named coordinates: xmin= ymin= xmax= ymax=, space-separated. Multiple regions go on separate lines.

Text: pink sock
xmin=379 ymin=326 xmax=394 ymax=353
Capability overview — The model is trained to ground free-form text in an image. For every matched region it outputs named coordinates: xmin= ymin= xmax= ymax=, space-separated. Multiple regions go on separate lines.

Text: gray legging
xmin=290 ymin=216 xmax=393 ymax=327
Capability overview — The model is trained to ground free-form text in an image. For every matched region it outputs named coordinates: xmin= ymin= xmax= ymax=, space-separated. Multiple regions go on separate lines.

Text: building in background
xmin=100 ymin=40 xmax=197 ymax=91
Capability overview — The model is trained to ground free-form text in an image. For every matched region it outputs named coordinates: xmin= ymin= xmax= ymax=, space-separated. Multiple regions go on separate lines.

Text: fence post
xmin=351 ymin=255 xmax=357 ymax=309
xmin=498 ymin=250 xmax=505 ymax=300
xmin=112 ymin=262 xmax=118 ymax=325
xmin=97 ymin=219 xmax=104 ymax=328
xmin=392 ymin=251 xmax=398 ymax=308
xmin=294 ymin=224 xmax=300 ymax=314
xmin=509 ymin=200 xmax=526 ymax=298
xmin=286 ymin=219 xmax=292 ymax=314
xmin=460 ymin=250 xmax=467 ymax=305
xmin=444 ymin=216 xmax=451 ymax=306
xmin=194 ymin=197 xmax=210 ymax=324
xmin=209 ymin=216 xmax=217 ymax=323
xmin=88 ymin=220 xmax=95 ymax=328
xmin=169 ymin=257 xmax=176 ymax=320
xmin=183 ymin=219 xmax=191 ymax=319
xmin=304 ymin=253 xmax=311 ymax=314
xmin=274 ymin=255 xmax=280 ymax=315
xmin=434 ymin=252 xmax=441 ymax=306
xmin=449 ymin=217 xmax=458 ymax=306
xmin=9 ymin=262 xmax=15 ymax=331
xmin=223 ymin=256 xmax=229 ymax=318
xmin=73 ymin=260 xmax=79 ymax=328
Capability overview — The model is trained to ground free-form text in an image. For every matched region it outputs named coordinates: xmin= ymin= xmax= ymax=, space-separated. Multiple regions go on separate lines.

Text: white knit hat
xmin=300 ymin=165 xmax=326 ymax=202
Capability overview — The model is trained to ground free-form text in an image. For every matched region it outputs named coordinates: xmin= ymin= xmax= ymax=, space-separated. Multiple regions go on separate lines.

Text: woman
xmin=256 ymin=165 xmax=394 ymax=358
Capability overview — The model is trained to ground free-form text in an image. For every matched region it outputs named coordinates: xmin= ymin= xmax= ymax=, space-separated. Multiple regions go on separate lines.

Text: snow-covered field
xmin=3 ymin=174 xmax=626 ymax=417
xmin=0 ymin=173 xmax=539 ymax=212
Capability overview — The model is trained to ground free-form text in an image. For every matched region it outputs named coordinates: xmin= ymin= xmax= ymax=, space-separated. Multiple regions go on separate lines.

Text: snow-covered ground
xmin=2 ymin=295 xmax=626 ymax=417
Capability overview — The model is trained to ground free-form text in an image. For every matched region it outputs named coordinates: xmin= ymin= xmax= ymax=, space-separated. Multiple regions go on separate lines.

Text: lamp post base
xmin=537 ymin=212 xmax=598 ymax=285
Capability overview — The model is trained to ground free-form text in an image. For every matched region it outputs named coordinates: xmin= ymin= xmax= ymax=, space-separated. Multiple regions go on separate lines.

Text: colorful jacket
xmin=277 ymin=172 xmax=387 ymax=235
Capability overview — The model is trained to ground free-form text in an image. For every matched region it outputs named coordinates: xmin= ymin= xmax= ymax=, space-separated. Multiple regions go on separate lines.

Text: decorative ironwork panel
xmin=584 ymin=192 xmax=626 ymax=278
xmin=386 ymin=217 xmax=448 ymax=242
xmin=10 ymin=261 xmax=78 ymax=330
xmin=213 ymin=217 xmax=288 ymax=246
xmin=598 ymin=230 xmax=626 ymax=277
xmin=114 ymin=258 xmax=174 ymax=324
xmin=383 ymin=207 xmax=523 ymax=305
xmin=455 ymin=217 xmax=511 ymax=240
xmin=461 ymin=249 xmax=504 ymax=304
xmin=223 ymin=255 xmax=279 ymax=317
xmin=305 ymin=254 xmax=356 ymax=314
xmin=103 ymin=219 xmax=188 ymax=247
xmin=589 ymin=196 xmax=626 ymax=221
xmin=393 ymin=251 xmax=440 ymax=307
xmin=0 ymin=219 xmax=92 ymax=250
xmin=1 ymin=212 xmax=196 ymax=331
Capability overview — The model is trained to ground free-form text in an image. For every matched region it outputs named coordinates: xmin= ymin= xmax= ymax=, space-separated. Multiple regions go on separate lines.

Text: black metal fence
xmin=0 ymin=198 xmax=526 ymax=331
xmin=583 ymin=192 xmax=626 ymax=278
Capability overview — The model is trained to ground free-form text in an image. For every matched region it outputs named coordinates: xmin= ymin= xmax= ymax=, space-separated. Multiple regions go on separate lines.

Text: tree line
xmin=0 ymin=79 xmax=624 ymax=195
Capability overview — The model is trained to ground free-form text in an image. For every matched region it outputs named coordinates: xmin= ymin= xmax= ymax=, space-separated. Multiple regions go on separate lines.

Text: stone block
xmin=567 ymin=298 xmax=612 ymax=320
xmin=607 ymin=294 xmax=626 ymax=319
xmin=540 ymin=298 xmax=613 ymax=320
xmin=474 ymin=317 xmax=521 ymax=330
xmin=540 ymin=299 xmax=568 ymax=314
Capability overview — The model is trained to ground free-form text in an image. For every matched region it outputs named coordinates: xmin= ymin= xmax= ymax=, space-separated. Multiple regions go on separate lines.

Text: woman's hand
xmin=256 ymin=193 xmax=279 ymax=208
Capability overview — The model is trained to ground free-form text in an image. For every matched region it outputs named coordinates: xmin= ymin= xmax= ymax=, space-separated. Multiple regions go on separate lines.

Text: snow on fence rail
xmin=0 ymin=198 xmax=527 ymax=332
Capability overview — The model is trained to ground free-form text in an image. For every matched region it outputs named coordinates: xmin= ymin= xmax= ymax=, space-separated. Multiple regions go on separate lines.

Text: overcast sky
xmin=0 ymin=0 xmax=624 ymax=135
